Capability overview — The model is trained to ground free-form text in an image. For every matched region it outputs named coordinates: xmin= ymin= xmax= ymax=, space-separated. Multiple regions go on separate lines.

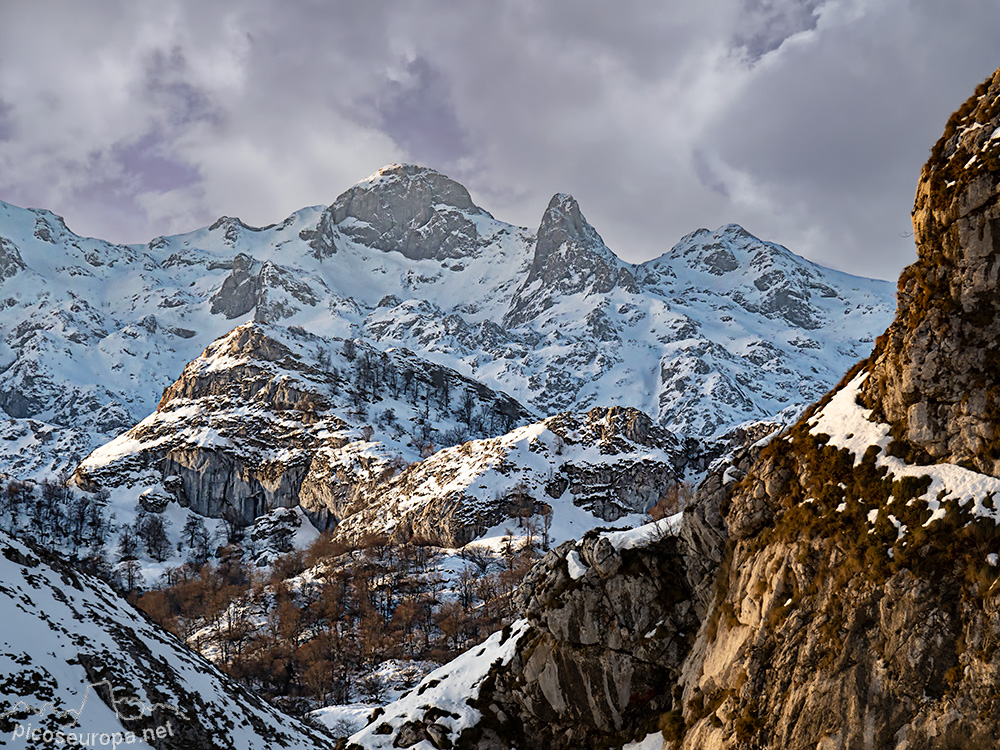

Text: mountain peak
xmin=650 ymin=223 xmax=794 ymax=278
xmin=533 ymin=192 xmax=616 ymax=270
xmin=862 ymin=65 xmax=1000 ymax=473
xmin=535 ymin=193 xmax=607 ymax=258
xmin=358 ymin=162 xmax=453 ymax=187
xmin=345 ymin=163 xmax=486 ymax=215
xmin=319 ymin=164 xmax=489 ymax=261
xmin=504 ymin=193 xmax=635 ymax=328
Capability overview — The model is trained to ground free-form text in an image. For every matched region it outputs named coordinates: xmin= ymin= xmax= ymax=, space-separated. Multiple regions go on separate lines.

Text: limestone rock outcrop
xmin=74 ymin=322 xmax=535 ymax=530
xmin=863 ymin=67 xmax=1000 ymax=474
xmin=478 ymin=531 xmax=698 ymax=749
xmin=325 ymin=163 xmax=489 ymax=261
xmin=210 ymin=253 xmax=260 ymax=319
xmin=328 ymin=405 xmax=703 ymax=549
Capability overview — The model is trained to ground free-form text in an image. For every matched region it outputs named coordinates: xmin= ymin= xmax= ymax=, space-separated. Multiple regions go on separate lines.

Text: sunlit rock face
xmin=864 ymin=67 xmax=1000 ymax=474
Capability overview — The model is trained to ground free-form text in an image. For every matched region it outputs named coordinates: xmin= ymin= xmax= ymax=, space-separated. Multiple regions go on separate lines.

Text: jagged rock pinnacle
xmin=504 ymin=192 xmax=636 ymax=328
xmin=530 ymin=193 xmax=610 ymax=274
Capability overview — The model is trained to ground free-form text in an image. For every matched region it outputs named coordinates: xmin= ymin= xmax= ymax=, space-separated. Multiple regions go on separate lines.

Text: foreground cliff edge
xmin=346 ymin=67 xmax=1000 ymax=750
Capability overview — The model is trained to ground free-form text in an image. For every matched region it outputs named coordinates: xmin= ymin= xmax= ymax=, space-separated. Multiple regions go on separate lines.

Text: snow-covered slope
xmin=809 ymin=370 xmax=1000 ymax=538
xmin=0 ymin=163 xmax=894 ymax=479
xmin=73 ymin=317 xmax=704 ymax=553
xmin=0 ymin=529 xmax=330 ymax=749
xmin=330 ymin=406 xmax=700 ymax=548
xmin=347 ymin=620 xmax=531 ymax=750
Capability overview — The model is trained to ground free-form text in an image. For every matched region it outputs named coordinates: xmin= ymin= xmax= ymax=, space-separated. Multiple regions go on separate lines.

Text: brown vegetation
xmin=134 ymin=531 xmax=539 ymax=714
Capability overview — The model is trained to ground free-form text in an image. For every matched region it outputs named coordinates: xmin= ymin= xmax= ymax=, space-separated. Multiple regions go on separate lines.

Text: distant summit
xmin=312 ymin=163 xmax=491 ymax=261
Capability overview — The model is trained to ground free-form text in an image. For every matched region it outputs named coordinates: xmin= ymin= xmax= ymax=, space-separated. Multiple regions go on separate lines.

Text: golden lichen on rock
xmin=864 ymin=66 xmax=1000 ymax=476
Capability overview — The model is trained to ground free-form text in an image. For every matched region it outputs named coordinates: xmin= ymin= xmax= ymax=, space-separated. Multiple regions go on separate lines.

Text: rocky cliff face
xmin=673 ymin=367 xmax=1000 ymax=749
xmin=348 ymin=67 xmax=1000 ymax=750
xmin=863 ymin=67 xmax=1000 ymax=475
xmin=74 ymin=322 xmax=533 ymax=528
xmin=671 ymin=66 xmax=1000 ymax=750
xmin=468 ymin=529 xmax=698 ymax=749
xmin=0 ymin=236 xmax=24 ymax=281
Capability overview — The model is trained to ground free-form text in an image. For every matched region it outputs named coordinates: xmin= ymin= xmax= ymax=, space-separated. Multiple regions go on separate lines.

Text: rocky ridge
xmin=863 ymin=66 xmax=1000 ymax=475
xmin=73 ymin=317 xmax=715 ymax=550
xmin=74 ymin=321 xmax=533 ymax=531
xmin=328 ymin=405 xmax=704 ymax=548
xmin=0 ymin=163 xmax=893 ymax=479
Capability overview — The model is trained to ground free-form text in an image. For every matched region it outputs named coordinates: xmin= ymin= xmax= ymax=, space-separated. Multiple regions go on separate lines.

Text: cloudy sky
xmin=1 ymin=1 xmax=998 ymax=281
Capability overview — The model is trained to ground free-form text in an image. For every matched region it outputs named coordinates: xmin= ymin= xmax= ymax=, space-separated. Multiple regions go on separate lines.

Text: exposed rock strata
xmin=0 ymin=236 xmax=25 ymax=281
xmin=477 ymin=531 xmax=699 ymax=749
xmin=210 ymin=253 xmax=260 ymax=319
xmin=863 ymin=67 xmax=1000 ymax=474
xmin=75 ymin=323 xmax=535 ymax=529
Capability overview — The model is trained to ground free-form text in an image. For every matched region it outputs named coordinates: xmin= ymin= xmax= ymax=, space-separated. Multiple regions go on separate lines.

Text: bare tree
xmin=460 ymin=544 xmax=497 ymax=575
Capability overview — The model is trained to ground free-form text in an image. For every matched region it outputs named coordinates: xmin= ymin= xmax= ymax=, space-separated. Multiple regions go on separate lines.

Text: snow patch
xmin=809 ymin=371 xmax=1000 ymax=528
xmin=348 ymin=620 xmax=530 ymax=749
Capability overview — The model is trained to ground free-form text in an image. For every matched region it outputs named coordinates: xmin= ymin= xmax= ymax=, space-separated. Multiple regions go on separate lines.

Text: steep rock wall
xmin=863 ymin=67 xmax=1000 ymax=474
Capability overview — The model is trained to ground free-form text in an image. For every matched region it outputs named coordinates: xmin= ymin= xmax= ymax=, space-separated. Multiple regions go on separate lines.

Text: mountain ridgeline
xmin=0 ymin=136 xmax=905 ymax=747
xmin=0 ymin=161 xmax=892 ymax=477
xmin=0 ymin=159 xmax=893 ymax=553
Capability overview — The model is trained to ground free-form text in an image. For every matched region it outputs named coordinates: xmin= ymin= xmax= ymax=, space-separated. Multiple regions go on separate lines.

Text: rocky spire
xmin=504 ymin=193 xmax=636 ymax=328
xmin=862 ymin=66 xmax=1000 ymax=473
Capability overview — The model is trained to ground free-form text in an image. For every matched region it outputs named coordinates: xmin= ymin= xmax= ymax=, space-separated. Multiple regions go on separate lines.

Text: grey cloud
xmin=114 ymin=134 xmax=201 ymax=194
xmin=698 ymin=0 xmax=1000 ymax=279
xmin=373 ymin=57 xmax=471 ymax=169
xmin=142 ymin=46 xmax=219 ymax=128
xmin=732 ymin=0 xmax=826 ymax=62
xmin=0 ymin=100 xmax=13 ymax=142
xmin=692 ymin=150 xmax=731 ymax=198
xmin=0 ymin=0 xmax=998 ymax=281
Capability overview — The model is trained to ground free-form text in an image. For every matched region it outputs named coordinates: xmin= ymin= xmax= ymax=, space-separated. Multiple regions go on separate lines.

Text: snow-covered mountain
xmin=0 ymin=529 xmax=330 ymax=749
xmin=0 ymin=163 xmax=895 ymax=482
xmin=0 ymin=162 xmax=898 ymax=749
